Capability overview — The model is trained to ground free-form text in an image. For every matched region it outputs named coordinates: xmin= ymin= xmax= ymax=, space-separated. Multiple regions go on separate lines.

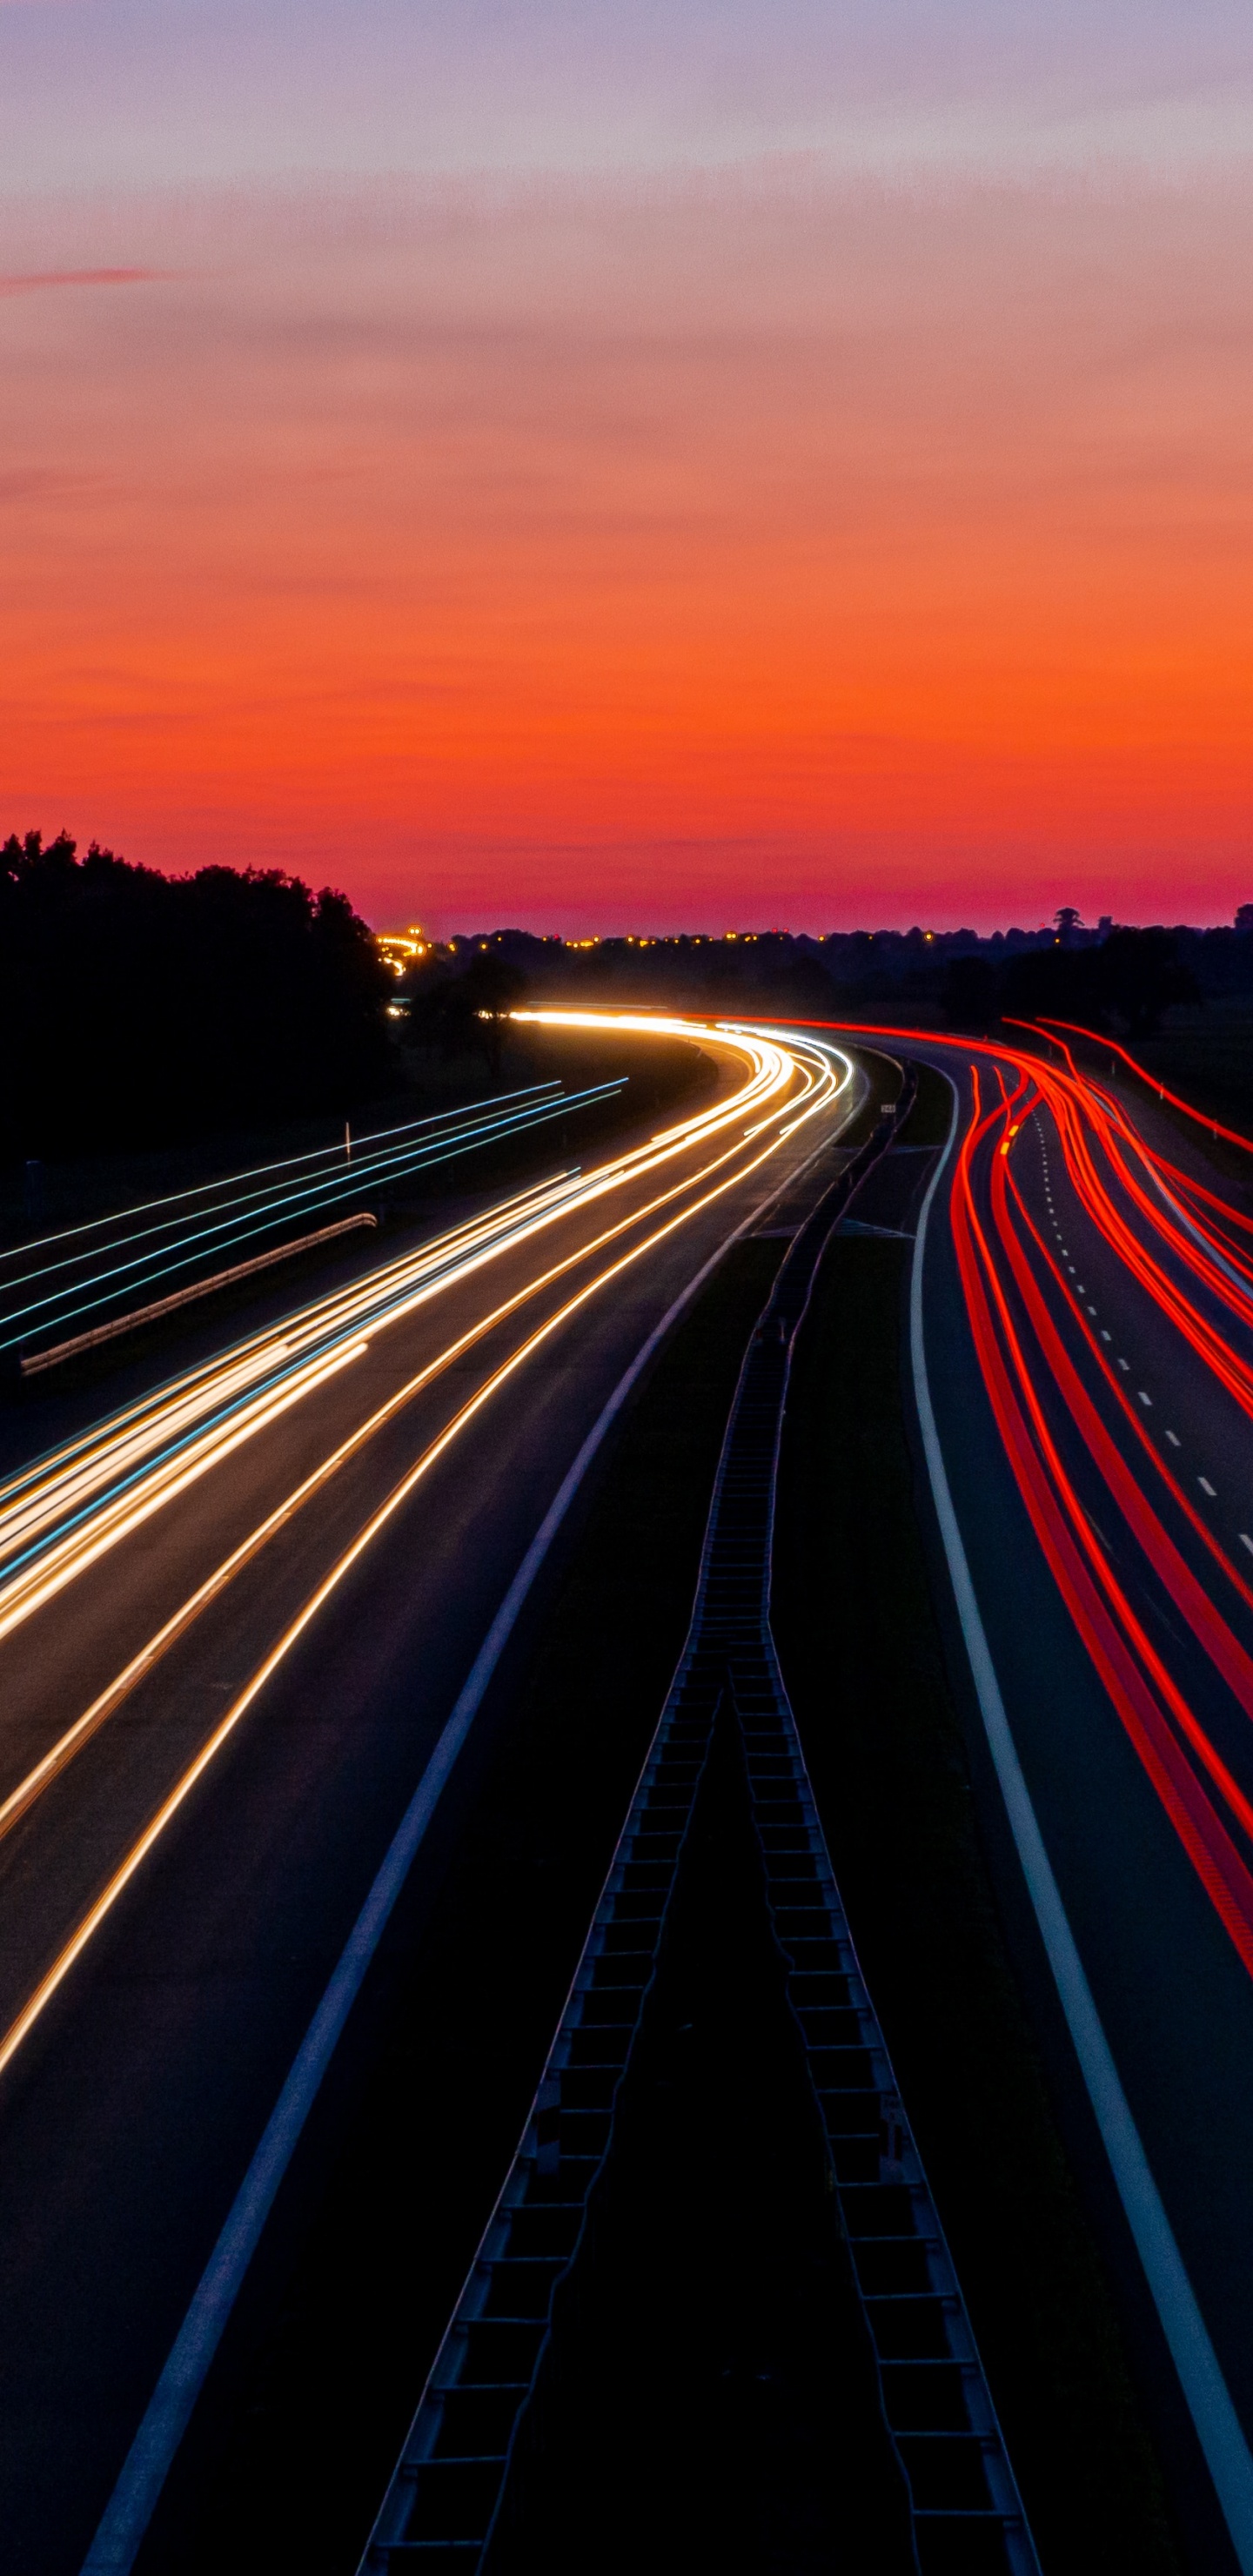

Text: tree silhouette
xmin=0 ymin=832 xmax=393 ymax=1164
xmin=412 ymin=954 xmax=527 ymax=1081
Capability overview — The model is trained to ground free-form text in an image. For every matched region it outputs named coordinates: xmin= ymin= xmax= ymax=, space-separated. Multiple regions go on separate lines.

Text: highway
xmin=0 ymin=1074 xmax=629 ymax=1371
xmin=823 ymin=1015 xmax=1253 ymax=2573
xmin=0 ymin=1011 xmax=861 ymax=2574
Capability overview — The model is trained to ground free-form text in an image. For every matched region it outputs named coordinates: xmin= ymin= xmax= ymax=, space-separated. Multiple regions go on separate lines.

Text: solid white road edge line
xmin=913 ymin=1066 xmax=1253 ymax=2573
xmin=79 ymin=1092 xmax=859 ymax=2576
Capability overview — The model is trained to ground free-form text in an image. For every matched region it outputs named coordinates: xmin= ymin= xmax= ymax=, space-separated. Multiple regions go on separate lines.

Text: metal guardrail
xmin=358 ymin=1065 xmax=1039 ymax=2574
xmin=18 ymin=1212 xmax=379 ymax=1376
xmin=0 ymin=1078 xmax=625 ymax=1368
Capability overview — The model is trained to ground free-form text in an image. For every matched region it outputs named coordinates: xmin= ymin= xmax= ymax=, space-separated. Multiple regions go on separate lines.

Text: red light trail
xmin=777 ymin=1009 xmax=1253 ymax=1979
xmin=1037 ymin=1017 xmax=1253 ymax=1162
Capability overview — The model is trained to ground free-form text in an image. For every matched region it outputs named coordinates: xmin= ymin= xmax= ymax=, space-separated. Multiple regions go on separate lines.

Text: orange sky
xmin=4 ymin=161 xmax=1252 ymax=929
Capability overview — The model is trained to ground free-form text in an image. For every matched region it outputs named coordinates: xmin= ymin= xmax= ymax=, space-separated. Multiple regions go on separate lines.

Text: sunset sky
xmin=3 ymin=1 xmax=1251 ymax=933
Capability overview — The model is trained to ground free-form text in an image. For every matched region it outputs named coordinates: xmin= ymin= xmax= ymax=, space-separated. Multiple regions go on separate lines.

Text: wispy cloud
xmin=4 ymin=160 xmax=1250 ymax=923
xmin=0 ymin=266 xmax=174 ymax=296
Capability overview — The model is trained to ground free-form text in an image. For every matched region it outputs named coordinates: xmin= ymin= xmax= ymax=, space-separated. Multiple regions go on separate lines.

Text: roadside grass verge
xmin=773 ymin=1215 xmax=1183 ymax=2573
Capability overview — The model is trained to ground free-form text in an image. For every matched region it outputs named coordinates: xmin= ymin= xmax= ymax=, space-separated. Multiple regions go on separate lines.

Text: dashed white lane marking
xmin=1040 ymin=1157 xmax=1203 ymax=1490
xmin=1035 ymin=1137 xmax=1241 ymax=1554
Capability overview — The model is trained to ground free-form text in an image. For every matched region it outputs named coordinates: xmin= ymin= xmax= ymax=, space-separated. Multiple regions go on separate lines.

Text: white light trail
xmin=0 ymin=1026 xmax=852 ymax=2079
xmin=0 ymin=1017 xmax=843 ymax=1646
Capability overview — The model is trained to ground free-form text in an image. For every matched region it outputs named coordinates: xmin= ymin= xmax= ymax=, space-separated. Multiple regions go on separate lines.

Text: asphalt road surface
xmin=0 ymin=1014 xmax=866 ymax=2576
xmin=0 ymin=1010 xmax=881 ymax=2576
xmin=25 ymin=997 xmax=1253 ymax=2576
xmin=826 ymin=1016 xmax=1253 ymax=2575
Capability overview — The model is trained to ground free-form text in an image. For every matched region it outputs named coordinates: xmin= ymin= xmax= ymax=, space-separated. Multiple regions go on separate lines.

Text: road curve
xmin=791 ymin=1013 xmax=1253 ymax=2573
xmin=0 ymin=1012 xmax=864 ymax=2575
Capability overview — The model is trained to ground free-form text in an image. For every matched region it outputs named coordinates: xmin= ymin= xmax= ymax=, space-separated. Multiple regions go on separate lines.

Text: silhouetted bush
xmin=410 ymin=954 xmax=529 ymax=1081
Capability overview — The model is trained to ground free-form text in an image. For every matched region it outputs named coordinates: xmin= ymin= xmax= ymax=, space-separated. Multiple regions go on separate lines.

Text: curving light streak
xmin=0 ymin=1030 xmax=852 ymax=2082
xmin=0 ymin=1036 xmax=848 ymax=1830
xmin=1023 ymin=1036 xmax=1253 ymax=1392
xmin=951 ymin=1070 xmax=1253 ymax=1976
xmin=973 ymin=1049 xmax=1253 ymax=1962
xmin=0 ymin=1083 xmax=560 ymax=1273
xmin=0 ymin=1078 xmax=626 ymax=1356
xmin=1037 ymin=1016 xmax=1253 ymax=1159
xmin=763 ymin=1010 xmax=1253 ymax=1977
xmin=0 ymin=1016 xmax=841 ymax=1651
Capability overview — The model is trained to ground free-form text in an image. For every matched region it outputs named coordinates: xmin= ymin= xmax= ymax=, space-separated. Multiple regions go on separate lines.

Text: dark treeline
xmin=939 ymin=924 xmax=1203 ymax=1040
xmin=11 ymin=832 xmax=1253 ymax=1170
xmin=1 ymin=832 xmax=393 ymax=1164
xmin=405 ymin=909 xmax=1253 ymax=1039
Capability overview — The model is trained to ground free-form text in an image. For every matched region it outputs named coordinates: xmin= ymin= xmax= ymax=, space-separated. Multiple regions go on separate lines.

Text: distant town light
xmin=376 ymin=923 xmax=429 ymax=975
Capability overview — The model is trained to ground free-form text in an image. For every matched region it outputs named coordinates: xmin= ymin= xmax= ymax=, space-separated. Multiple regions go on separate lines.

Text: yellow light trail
xmin=0 ymin=1017 xmax=811 ymax=1643
xmin=0 ymin=1040 xmax=852 ymax=2084
xmin=0 ymin=1029 xmax=848 ymax=1836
